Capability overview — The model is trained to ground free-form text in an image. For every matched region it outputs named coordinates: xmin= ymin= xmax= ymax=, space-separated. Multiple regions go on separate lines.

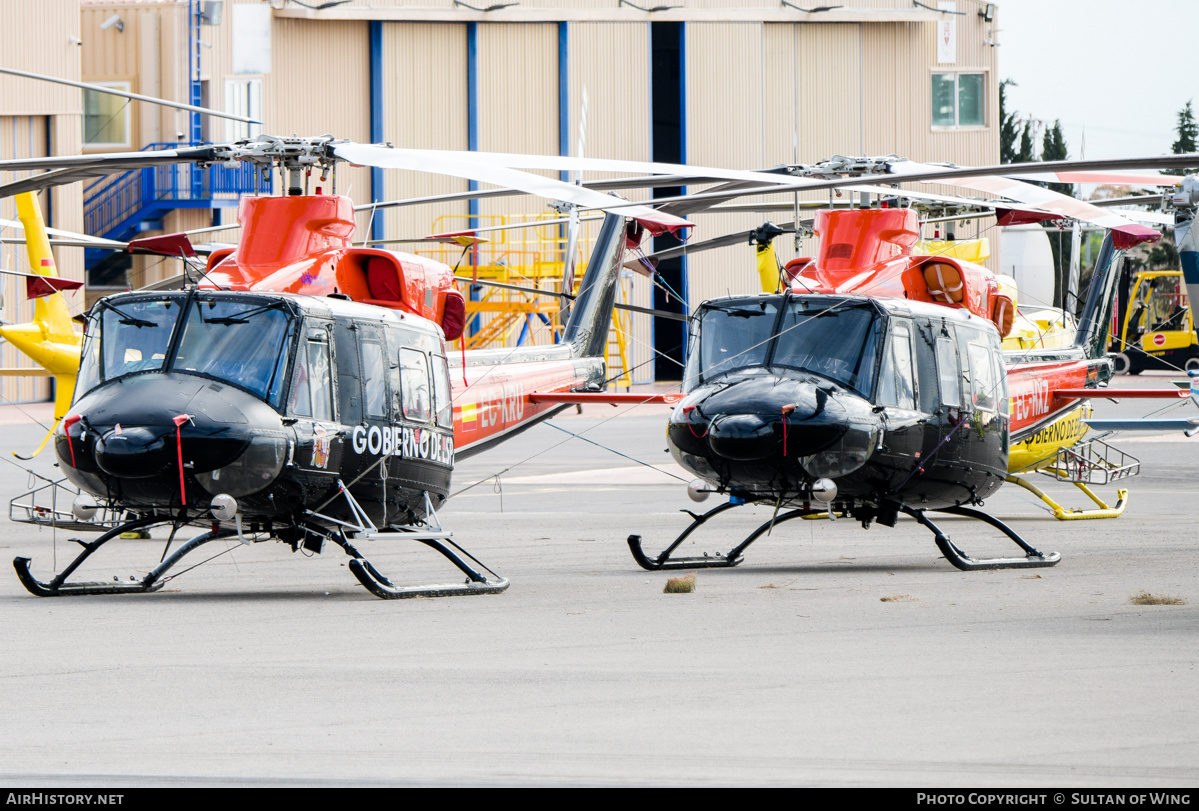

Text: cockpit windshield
xmin=99 ymin=298 xmax=179 ymax=378
xmin=174 ymin=299 xmax=292 ymax=403
xmin=74 ymin=295 xmax=295 ymax=406
xmin=686 ymin=296 xmax=882 ymax=396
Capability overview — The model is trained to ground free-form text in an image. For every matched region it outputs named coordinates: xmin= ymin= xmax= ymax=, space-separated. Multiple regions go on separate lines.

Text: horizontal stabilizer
xmin=127 ymin=233 xmax=197 ymax=258
xmin=1085 ymin=418 xmax=1199 ymax=434
xmin=0 ymin=267 xmax=85 ymax=298
xmin=529 ymin=392 xmax=684 ymax=406
xmin=1057 ymin=388 xmax=1190 ymax=399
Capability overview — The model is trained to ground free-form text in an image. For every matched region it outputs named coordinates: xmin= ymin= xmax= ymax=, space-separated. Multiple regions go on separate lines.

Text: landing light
xmin=810 ymin=478 xmax=837 ymax=503
xmin=210 ymin=494 xmax=238 ymax=522
xmin=71 ymin=494 xmax=98 ymax=521
xmin=686 ymin=479 xmax=711 ymax=503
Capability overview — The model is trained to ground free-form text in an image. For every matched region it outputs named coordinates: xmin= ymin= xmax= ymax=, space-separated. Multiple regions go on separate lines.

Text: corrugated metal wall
xmin=0 ymin=0 xmax=84 ymax=402
xmin=685 ymin=23 xmax=766 ymax=310
xmin=59 ymin=0 xmax=1003 ymax=383
xmin=381 ymin=22 xmax=470 ymax=244
xmin=269 ymin=19 xmax=373 ymax=237
xmin=0 ymin=117 xmax=54 ymax=403
xmin=80 ymin=2 xmax=189 ymax=150
xmin=568 ymin=22 xmax=654 ymax=381
xmin=0 ymin=0 xmax=83 ymax=115
xmin=477 ymin=22 xmax=559 ymax=225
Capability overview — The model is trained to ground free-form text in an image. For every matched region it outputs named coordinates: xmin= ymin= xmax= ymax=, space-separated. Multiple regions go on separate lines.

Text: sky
xmin=996 ymin=0 xmax=1198 ymax=160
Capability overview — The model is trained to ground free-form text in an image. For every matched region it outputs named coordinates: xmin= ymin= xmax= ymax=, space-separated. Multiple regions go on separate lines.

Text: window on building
xmin=932 ymin=72 xmax=985 ymax=128
xmin=83 ymin=82 xmax=131 ymax=147
xmin=225 ymin=79 xmax=263 ymax=142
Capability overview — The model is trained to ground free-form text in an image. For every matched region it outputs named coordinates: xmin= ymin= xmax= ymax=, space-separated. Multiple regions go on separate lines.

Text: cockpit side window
xmin=400 ymin=348 xmax=431 ymax=423
xmin=289 ymin=333 xmax=334 ymax=422
xmin=935 ymin=334 xmax=961 ymax=407
xmin=967 ymin=341 xmax=996 ymax=412
xmin=361 ymin=340 xmax=387 ymax=418
xmin=74 ymin=312 xmax=103 ymax=401
xmin=431 ymin=355 xmax=452 ymax=429
xmin=877 ymin=321 xmax=917 ymax=410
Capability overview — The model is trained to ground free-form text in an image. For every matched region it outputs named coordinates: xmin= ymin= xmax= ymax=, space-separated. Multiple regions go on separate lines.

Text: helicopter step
xmin=628 ymin=499 xmax=1060 ymax=572
xmin=9 ymin=476 xmax=126 ymax=534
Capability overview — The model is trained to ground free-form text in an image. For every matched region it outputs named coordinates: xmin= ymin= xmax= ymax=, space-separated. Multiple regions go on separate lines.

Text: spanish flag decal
xmin=460 ymin=402 xmax=478 ymax=431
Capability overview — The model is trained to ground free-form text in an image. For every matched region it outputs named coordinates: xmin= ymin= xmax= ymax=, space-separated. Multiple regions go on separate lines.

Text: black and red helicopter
xmin=0 ymin=135 xmax=707 ymax=599
xmin=601 ymin=156 xmax=1199 ymax=573
xmin=2 ymin=113 xmax=1196 ymax=594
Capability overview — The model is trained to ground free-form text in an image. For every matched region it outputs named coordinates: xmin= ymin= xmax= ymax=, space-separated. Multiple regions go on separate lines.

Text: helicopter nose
xmin=706 ymin=414 xmax=778 ymax=461
xmin=64 ymin=373 xmax=266 ymax=480
xmin=94 ymin=426 xmax=174 ymax=479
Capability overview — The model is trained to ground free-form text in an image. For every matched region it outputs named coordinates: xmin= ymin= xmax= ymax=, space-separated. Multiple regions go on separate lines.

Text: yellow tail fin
xmin=0 ymin=192 xmax=83 ymax=421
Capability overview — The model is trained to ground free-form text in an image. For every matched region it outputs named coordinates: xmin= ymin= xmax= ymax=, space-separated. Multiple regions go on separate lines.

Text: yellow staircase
xmin=420 ymin=214 xmax=634 ymax=388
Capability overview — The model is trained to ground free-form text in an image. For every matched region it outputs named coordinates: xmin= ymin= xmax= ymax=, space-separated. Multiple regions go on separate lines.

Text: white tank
xmin=999 ymin=225 xmax=1057 ymax=310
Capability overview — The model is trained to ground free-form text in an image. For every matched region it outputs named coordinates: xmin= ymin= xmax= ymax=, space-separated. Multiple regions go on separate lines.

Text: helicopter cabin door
xmin=874 ymin=317 xmax=936 ymax=492
xmin=287 ymin=322 xmax=344 ymax=475
xmin=956 ymin=323 xmax=1008 ymax=481
xmin=385 ymin=326 xmax=455 ymax=509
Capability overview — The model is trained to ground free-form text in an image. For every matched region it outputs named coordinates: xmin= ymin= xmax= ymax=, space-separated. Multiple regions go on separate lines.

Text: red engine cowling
xmin=201 ymin=194 xmax=468 ymax=339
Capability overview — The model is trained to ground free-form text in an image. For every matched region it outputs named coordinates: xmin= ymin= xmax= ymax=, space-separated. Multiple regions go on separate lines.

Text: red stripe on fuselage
xmin=1006 ymin=360 xmax=1093 ymax=438
xmin=451 ymin=359 xmax=587 ymax=453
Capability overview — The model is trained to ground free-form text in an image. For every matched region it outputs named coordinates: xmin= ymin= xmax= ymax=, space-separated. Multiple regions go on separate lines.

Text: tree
xmin=1015 ymin=121 xmax=1035 ymax=164
xmin=999 ymin=79 xmax=1021 ymax=164
xmin=1168 ymin=100 xmax=1197 ymax=175
xmin=1036 ymin=120 xmax=1074 ymax=304
xmin=1148 ymin=239 xmax=1179 ymax=270
xmin=1041 ymin=120 xmax=1071 ymax=197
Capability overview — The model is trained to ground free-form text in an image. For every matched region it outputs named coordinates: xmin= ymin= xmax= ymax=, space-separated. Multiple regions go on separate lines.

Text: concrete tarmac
xmin=0 ymin=377 xmax=1195 ymax=787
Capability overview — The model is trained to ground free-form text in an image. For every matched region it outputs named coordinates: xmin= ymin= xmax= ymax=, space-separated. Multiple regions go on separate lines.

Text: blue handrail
xmin=84 ymin=142 xmax=266 ymax=240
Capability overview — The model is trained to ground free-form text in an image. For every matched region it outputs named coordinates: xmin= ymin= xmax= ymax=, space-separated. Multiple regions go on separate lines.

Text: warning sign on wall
xmin=937 ymin=2 xmax=957 ymax=64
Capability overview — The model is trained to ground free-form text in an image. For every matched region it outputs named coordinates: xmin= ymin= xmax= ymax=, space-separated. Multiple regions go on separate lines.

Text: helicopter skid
xmin=905 ymin=506 xmax=1061 ymax=571
xmin=627 ymin=502 xmax=819 ymax=571
xmin=628 ymin=499 xmax=1060 ymax=572
xmin=12 ymin=517 xmax=238 ymax=597
xmin=331 ymin=529 xmax=509 ymax=600
xmin=1004 ymin=475 xmax=1129 ymax=521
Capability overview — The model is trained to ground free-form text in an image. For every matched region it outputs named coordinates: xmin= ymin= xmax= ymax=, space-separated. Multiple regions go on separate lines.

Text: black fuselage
xmin=668 ymin=294 xmax=1009 ymax=511
xmin=58 ymin=291 xmax=454 ymax=527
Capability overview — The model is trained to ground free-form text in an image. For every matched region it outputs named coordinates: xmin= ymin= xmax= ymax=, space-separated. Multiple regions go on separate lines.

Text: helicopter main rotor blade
xmin=619 ymin=157 xmax=1185 ymax=244
xmin=0 ymin=67 xmax=262 ymax=125
xmin=1002 ymin=170 xmax=1181 ymax=187
xmin=642 ymin=222 xmax=802 ymax=262
xmin=364 ymin=148 xmax=805 ymax=189
xmin=334 ymin=143 xmax=694 ymax=237
xmin=1088 ymin=194 xmax=1165 ymax=208
xmin=0 ymin=218 xmax=129 ymax=248
xmin=356 ymin=173 xmax=727 ymax=213
xmin=0 ymin=236 xmax=130 ymax=250
xmin=0 ymin=145 xmax=221 ymax=175
xmin=453 ymin=275 xmax=687 ymax=321
xmin=0 ymin=146 xmax=221 ymax=197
